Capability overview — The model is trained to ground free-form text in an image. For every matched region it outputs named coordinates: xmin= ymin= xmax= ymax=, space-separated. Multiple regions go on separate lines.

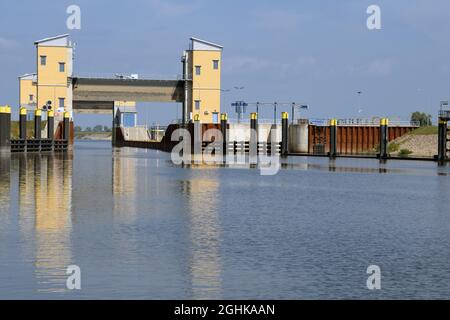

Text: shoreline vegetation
xmin=75 ymin=125 xmax=112 ymax=141
xmin=75 ymin=131 xmax=112 ymax=141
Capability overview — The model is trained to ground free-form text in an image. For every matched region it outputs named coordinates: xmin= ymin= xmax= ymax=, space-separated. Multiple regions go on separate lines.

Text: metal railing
xmin=439 ymin=110 xmax=450 ymax=119
xmin=227 ymin=118 xmax=282 ymax=125
xmin=309 ymin=118 xmax=420 ymax=127
xmin=73 ymin=72 xmax=183 ymax=81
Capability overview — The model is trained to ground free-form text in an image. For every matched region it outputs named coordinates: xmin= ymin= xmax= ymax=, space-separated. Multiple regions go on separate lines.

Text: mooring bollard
xmin=34 ymin=109 xmax=42 ymax=140
xmin=47 ymin=110 xmax=54 ymax=140
xmin=0 ymin=105 xmax=11 ymax=154
xmin=281 ymin=112 xmax=289 ymax=157
xmin=193 ymin=114 xmax=202 ymax=161
xmin=221 ymin=113 xmax=228 ymax=157
xmin=19 ymin=107 xmax=27 ymax=140
xmin=63 ymin=111 xmax=70 ymax=141
xmin=250 ymin=112 xmax=258 ymax=162
xmin=329 ymin=118 xmax=337 ymax=158
xmin=438 ymin=118 xmax=448 ymax=161
xmin=379 ymin=118 xmax=389 ymax=159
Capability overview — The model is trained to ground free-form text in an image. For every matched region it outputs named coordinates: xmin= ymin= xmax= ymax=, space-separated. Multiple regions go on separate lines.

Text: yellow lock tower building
xmin=182 ymin=38 xmax=223 ymax=124
xmin=19 ymin=34 xmax=73 ymax=124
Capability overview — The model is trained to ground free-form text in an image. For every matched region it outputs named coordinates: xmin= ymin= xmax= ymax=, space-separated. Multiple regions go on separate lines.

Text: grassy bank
xmin=409 ymin=126 xmax=438 ymax=135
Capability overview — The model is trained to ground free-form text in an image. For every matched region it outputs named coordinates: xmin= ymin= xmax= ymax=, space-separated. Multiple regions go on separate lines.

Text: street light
xmin=291 ymin=103 xmax=309 ymax=124
xmin=231 ymin=101 xmax=248 ymax=123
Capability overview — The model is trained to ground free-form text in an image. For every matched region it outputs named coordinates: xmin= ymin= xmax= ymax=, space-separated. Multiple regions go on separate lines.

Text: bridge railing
xmin=227 ymin=118 xmax=282 ymax=125
xmin=73 ymin=72 xmax=183 ymax=81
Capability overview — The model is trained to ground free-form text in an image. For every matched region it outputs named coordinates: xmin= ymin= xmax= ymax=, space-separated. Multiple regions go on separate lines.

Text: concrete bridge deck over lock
xmin=72 ymin=77 xmax=185 ymax=114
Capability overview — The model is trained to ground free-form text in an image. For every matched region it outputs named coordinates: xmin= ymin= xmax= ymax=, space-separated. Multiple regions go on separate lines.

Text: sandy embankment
xmin=391 ymin=134 xmax=438 ymax=157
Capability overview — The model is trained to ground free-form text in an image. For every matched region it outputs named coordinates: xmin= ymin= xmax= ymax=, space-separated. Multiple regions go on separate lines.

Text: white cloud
xmin=146 ymin=0 xmax=194 ymax=17
xmin=223 ymin=55 xmax=318 ymax=78
xmin=367 ymin=58 xmax=394 ymax=76
xmin=0 ymin=37 xmax=18 ymax=49
xmin=252 ymin=8 xmax=304 ymax=31
xmin=223 ymin=56 xmax=272 ymax=74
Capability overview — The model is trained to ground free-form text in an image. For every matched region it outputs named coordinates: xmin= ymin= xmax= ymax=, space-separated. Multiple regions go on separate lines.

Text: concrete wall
xmin=289 ymin=123 xmax=309 ymax=153
xmin=228 ymin=123 xmax=281 ymax=143
xmin=121 ymin=127 xmax=151 ymax=142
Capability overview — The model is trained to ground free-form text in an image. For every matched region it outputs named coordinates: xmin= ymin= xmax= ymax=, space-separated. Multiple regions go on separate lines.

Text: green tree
xmin=85 ymin=127 xmax=92 ymax=132
xmin=93 ymin=125 xmax=103 ymax=132
xmin=74 ymin=126 xmax=82 ymax=132
xmin=411 ymin=112 xmax=432 ymax=126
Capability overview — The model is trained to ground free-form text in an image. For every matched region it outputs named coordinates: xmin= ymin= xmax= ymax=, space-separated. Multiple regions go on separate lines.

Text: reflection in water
xmin=17 ymin=153 xmax=73 ymax=293
xmin=2 ymin=141 xmax=450 ymax=299
xmin=182 ymin=170 xmax=223 ymax=299
xmin=180 ymin=158 xmax=449 ymax=176
xmin=112 ymin=148 xmax=137 ymax=222
xmin=0 ymin=156 xmax=11 ymax=231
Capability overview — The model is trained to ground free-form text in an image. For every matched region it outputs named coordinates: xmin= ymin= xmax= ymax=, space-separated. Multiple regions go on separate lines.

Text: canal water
xmin=1 ymin=140 xmax=450 ymax=299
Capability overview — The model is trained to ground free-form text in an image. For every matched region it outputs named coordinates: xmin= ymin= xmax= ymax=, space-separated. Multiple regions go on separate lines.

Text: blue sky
xmin=1 ymin=0 xmax=450 ymax=126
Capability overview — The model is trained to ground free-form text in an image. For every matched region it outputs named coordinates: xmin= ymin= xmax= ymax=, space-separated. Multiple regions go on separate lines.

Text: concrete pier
xmin=288 ymin=120 xmax=309 ymax=153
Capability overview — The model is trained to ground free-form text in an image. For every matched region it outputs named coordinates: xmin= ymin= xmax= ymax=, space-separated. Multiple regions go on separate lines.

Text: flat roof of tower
xmin=34 ymin=34 xmax=70 ymax=45
xmin=190 ymin=37 xmax=223 ymax=50
xmin=18 ymin=73 xmax=37 ymax=80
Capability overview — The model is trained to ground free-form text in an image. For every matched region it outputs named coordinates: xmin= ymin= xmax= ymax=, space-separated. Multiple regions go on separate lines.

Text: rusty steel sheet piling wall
xmin=308 ymin=124 xmax=414 ymax=155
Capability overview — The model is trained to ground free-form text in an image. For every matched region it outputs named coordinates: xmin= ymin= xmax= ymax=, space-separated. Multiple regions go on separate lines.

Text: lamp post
xmin=291 ymin=103 xmax=309 ymax=124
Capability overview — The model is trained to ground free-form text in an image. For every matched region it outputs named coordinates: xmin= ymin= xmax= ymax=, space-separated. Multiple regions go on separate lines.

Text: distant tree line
xmin=410 ymin=112 xmax=432 ymax=127
xmin=74 ymin=125 xmax=111 ymax=133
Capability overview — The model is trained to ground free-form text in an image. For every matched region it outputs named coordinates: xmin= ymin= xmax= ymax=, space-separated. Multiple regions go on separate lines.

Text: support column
xmin=47 ymin=110 xmax=54 ymax=140
xmin=438 ymin=118 xmax=448 ymax=161
xmin=221 ymin=113 xmax=228 ymax=157
xmin=250 ymin=112 xmax=258 ymax=163
xmin=281 ymin=112 xmax=289 ymax=157
xmin=34 ymin=109 xmax=41 ymax=140
xmin=63 ymin=111 xmax=70 ymax=141
xmin=329 ymin=119 xmax=337 ymax=158
xmin=112 ymin=105 xmax=117 ymax=146
xmin=19 ymin=107 xmax=27 ymax=140
xmin=0 ymin=105 xmax=11 ymax=155
xmin=379 ymin=118 xmax=388 ymax=159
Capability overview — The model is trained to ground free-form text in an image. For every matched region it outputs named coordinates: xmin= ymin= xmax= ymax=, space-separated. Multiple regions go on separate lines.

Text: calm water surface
xmin=1 ymin=140 xmax=450 ymax=299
